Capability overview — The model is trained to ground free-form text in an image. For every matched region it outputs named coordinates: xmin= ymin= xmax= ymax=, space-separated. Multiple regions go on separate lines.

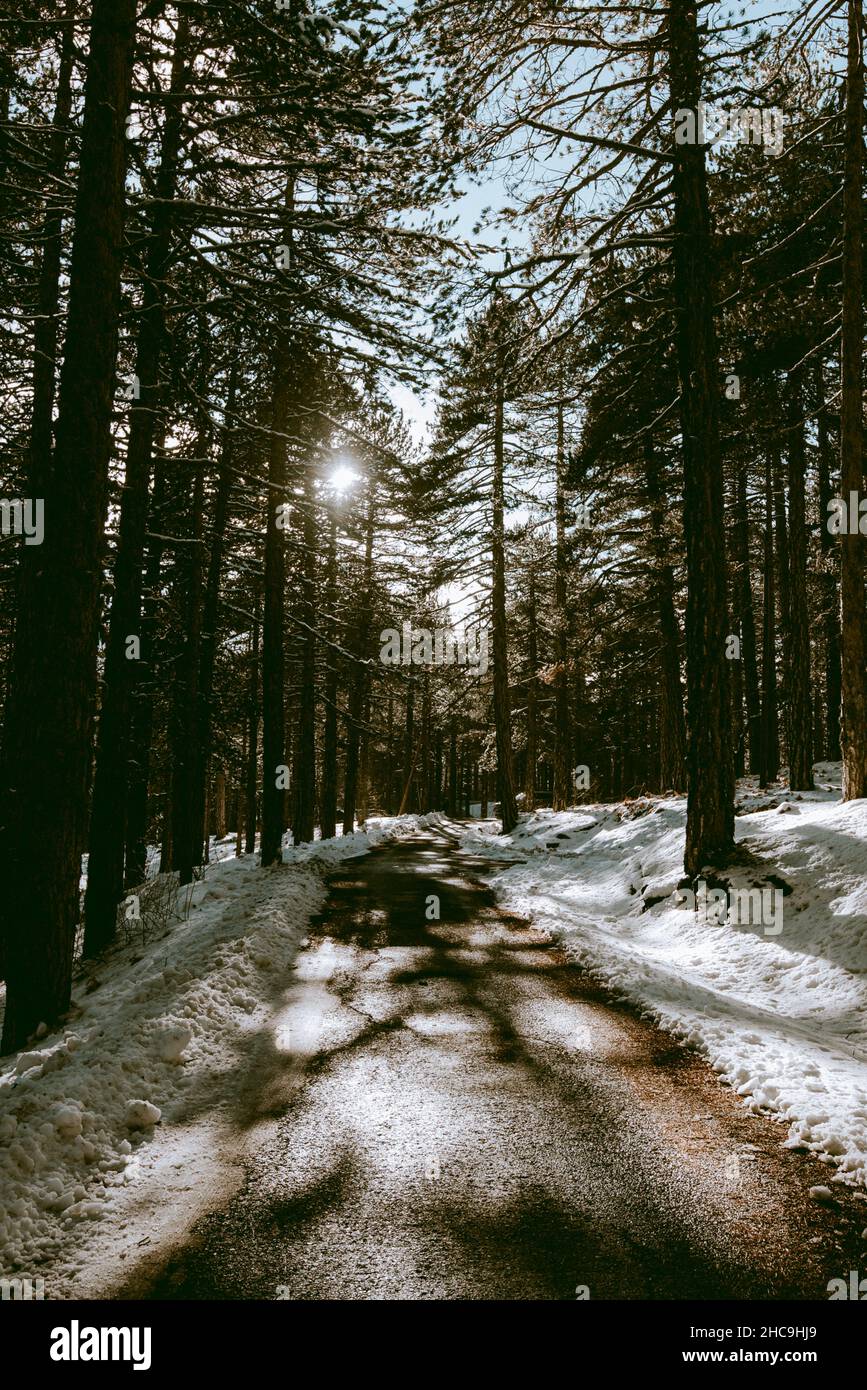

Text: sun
xmin=329 ymin=462 xmax=359 ymax=494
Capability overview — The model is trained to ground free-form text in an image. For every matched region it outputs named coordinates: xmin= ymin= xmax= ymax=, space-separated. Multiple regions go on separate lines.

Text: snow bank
xmin=0 ymin=818 xmax=418 ymax=1293
xmin=441 ymin=764 xmax=867 ymax=1189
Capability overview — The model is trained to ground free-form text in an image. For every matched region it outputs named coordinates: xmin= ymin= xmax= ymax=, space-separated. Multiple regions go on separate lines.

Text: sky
xmin=386 ymin=167 xmax=526 ymax=446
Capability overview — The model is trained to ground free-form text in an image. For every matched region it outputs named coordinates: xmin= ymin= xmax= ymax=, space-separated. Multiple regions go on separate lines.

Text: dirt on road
xmin=123 ymin=829 xmax=867 ymax=1301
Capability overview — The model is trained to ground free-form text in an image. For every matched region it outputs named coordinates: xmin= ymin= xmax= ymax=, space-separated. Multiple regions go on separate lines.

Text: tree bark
xmin=260 ymin=356 xmax=291 ymax=865
xmin=759 ymin=454 xmax=780 ymax=786
xmin=245 ymin=608 xmax=260 ymax=854
xmin=342 ymin=479 xmax=375 ymax=833
xmin=0 ymin=0 xmax=138 ymax=1049
xmin=84 ymin=14 xmax=191 ymax=952
xmin=733 ymin=460 xmax=762 ymax=774
xmin=29 ymin=7 xmax=75 ymax=499
xmin=124 ymin=454 xmax=168 ymax=887
xmin=171 ymin=448 xmax=207 ymax=886
xmin=784 ymin=370 xmax=814 ymax=789
xmin=816 ymin=371 xmax=842 ymax=759
xmin=552 ymin=401 xmax=572 ymax=810
xmin=668 ymin=0 xmax=734 ymax=874
xmin=523 ymin=563 xmax=538 ymax=810
xmin=213 ymin=769 xmax=226 ymax=840
xmin=193 ymin=360 xmax=238 ymax=859
xmin=643 ymin=439 xmax=687 ymax=791
xmin=292 ymin=456 xmax=318 ymax=844
xmin=448 ymin=718 xmax=458 ymax=816
xmin=839 ymin=0 xmax=867 ymax=799
xmin=0 ymin=12 xmax=74 ymax=985
xmin=491 ymin=312 xmax=518 ymax=833
xmin=401 ymin=681 xmax=415 ymax=815
xmin=319 ymin=507 xmax=339 ymax=839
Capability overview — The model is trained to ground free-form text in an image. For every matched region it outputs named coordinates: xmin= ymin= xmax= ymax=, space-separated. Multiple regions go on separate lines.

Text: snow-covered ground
xmin=0 ymin=819 xmax=424 ymax=1296
xmin=434 ymin=762 xmax=867 ymax=1192
xmin=4 ymin=771 xmax=866 ymax=1297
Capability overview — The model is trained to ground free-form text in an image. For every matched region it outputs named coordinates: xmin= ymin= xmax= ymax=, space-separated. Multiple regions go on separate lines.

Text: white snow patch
xmin=0 ymin=817 xmax=420 ymax=1295
xmin=431 ymin=765 xmax=867 ymax=1190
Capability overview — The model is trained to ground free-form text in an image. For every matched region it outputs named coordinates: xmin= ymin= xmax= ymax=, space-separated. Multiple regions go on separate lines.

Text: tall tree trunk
xmin=448 ymin=718 xmax=458 ymax=816
xmin=759 ymin=454 xmax=780 ymax=786
xmin=418 ymin=674 xmax=432 ymax=813
xmin=401 ymin=681 xmax=415 ymax=815
xmin=342 ymin=480 xmax=375 ymax=833
xmin=0 ymin=14 xmax=74 ymax=986
xmin=643 ymin=439 xmax=687 ymax=791
xmin=171 ymin=451 xmax=207 ymax=885
xmin=84 ymin=14 xmax=191 ymax=952
xmin=0 ymin=0 xmax=138 ymax=1049
xmin=235 ymin=761 xmax=244 ymax=857
xmin=772 ymin=437 xmax=790 ymax=710
xmin=733 ymin=460 xmax=762 ymax=774
xmin=159 ymin=774 xmax=172 ymax=874
xmin=357 ymin=703 xmax=372 ymax=821
xmin=552 ymin=401 xmax=572 ymax=810
xmin=342 ymin=660 xmax=364 ymax=832
xmin=491 ymin=315 xmax=518 ymax=832
xmin=245 ymin=608 xmax=260 ymax=854
xmin=668 ymin=0 xmax=734 ymax=875
xmin=213 ymin=769 xmax=226 ymax=840
xmin=839 ymin=0 xmax=867 ymax=798
xmin=293 ymin=458 xmax=317 ymax=844
xmin=430 ymin=722 xmax=439 ymax=811
xmin=319 ymin=508 xmax=339 ymax=839
xmin=124 ymin=453 xmax=168 ymax=887
xmin=384 ymin=693 xmax=396 ymax=814
xmin=572 ymin=661 xmax=587 ymax=800
xmin=816 ymin=371 xmax=842 ymax=759
xmin=260 ymin=174 xmax=296 ymax=864
xmin=260 ymin=356 xmax=291 ymax=865
xmin=524 ymin=565 xmax=538 ymax=810
xmin=730 ymin=626 xmax=746 ymax=777
xmin=784 ymin=370 xmax=814 ymax=789
xmin=29 ymin=6 xmax=75 ymax=498
xmin=194 ymin=360 xmax=238 ymax=859
xmin=727 ymin=468 xmax=745 ymax=778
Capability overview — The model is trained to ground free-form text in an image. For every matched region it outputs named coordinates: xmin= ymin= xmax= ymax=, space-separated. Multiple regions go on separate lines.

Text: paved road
xmin=131 ymin=829 xmax=865 ymax=1301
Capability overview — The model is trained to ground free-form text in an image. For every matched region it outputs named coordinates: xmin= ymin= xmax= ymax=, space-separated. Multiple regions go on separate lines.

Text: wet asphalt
xmin=125 ymin=829 xmax=867 ymax=1301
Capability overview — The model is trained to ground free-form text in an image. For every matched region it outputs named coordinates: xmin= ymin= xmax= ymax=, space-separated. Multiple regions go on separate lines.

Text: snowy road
xmin=126 ymin=830 xmax=865 ymax=1300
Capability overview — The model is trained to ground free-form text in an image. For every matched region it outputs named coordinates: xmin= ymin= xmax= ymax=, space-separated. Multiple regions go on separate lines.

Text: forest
xmin=0 ymin=0 xmax=866 ymax=1313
